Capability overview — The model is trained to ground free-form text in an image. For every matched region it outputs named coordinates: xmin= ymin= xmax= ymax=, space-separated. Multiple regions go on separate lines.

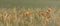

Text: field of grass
xmin=0 ymin=7 xmax=60 ymax=26
xmin=0 ymin=0 xmax=60 ymax=26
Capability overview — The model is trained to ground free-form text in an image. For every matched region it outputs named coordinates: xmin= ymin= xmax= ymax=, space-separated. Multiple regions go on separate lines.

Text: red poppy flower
xmin=23 ymin=12 xmax=29 ymax=17
xmin=46 ymin=8 xmax=52 ymax=14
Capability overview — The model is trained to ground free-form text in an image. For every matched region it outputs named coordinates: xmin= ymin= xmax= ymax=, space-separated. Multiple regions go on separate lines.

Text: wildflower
xmin=23 ymin=11 xmax=30 ymax=17
xmin=46 ymin=8 xmax=52 ymax=14
xmin=23 ymin=11 xmax=32 ymax=17
xmin=39 ymin=11 xmax=44 ymax=16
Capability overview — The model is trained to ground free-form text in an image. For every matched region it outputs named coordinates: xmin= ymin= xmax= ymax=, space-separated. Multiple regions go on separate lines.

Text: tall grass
xmin=0 ymin=7 xmax=60 ymax=26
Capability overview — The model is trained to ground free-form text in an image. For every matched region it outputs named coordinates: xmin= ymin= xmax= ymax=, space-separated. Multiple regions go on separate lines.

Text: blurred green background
xmin=0 ymin=0 xmax=60 ymax=26
xmin=0 ymin=0 xmax=60 ymax=8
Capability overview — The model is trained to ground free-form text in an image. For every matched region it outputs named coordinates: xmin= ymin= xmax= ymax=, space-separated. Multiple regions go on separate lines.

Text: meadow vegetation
xmin=0 ymin=7 xmax=60 ymax=26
